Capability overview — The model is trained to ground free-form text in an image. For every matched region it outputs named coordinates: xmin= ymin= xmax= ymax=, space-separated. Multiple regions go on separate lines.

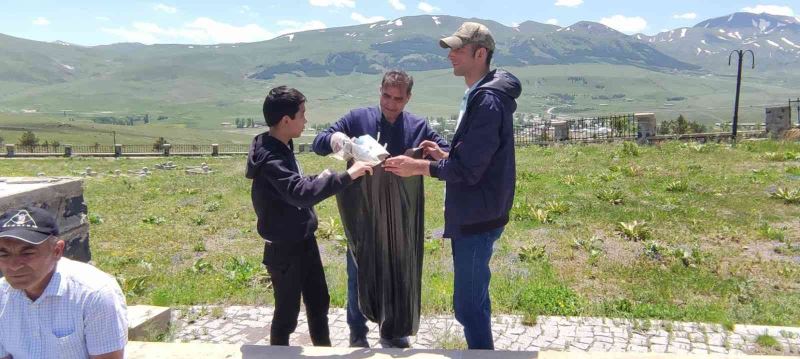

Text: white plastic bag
xmin=330 ymin=134 xmax=389 ymax=166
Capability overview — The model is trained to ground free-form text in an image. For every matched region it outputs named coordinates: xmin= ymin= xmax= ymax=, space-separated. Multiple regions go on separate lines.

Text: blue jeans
xmin=451 ymin=226 xmax=504 ymax=350
xmin=346 ymin=250 xmax=369 ymax=338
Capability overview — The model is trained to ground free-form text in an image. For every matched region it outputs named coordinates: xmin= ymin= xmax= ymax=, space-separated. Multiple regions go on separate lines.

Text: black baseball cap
xmin=0 ymin=207 xmax=59 ymax=245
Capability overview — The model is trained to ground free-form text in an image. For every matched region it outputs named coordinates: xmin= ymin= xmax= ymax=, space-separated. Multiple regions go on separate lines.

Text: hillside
xmin=636 ymin=12 xmax=800 ymax=75
xmin=0 ymin=12 xmax=797 ymax=142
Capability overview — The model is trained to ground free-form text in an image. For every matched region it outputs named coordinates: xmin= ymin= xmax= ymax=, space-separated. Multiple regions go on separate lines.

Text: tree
xmin=658 ymin=115 xmax=707 ymax=135
xmin=51 ymin=140 xmax=60 ymax=148
xmin=19 ymin=131 xmax=39 ymax=146
xmin=153 ymin=137 xmax=167 ymax=151
xmin=246 ymin=118 xmax=254 ymax=128
xmin=0 ymin=135 xmax=4 ymax=145
xmin=144 ymin=114 xmax=150 ymax=124
xmin=675 ymin=115 xmax=689 ymax=135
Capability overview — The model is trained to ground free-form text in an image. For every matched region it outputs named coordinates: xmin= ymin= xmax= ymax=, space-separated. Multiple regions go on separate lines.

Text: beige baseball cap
xmin=439 ymin=22 xmax=495 ymax=51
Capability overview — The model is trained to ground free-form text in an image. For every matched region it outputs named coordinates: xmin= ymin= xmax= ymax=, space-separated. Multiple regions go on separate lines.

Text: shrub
xmin=597 ymin=189 xmax=624 ymax=205
xmin=621 ymin=141 xmax=640 ymax=157
xmin=18 ymin=131 xmax=39 ymax=146
xmin=617 ymin=221 xmax=650 ymax=241
xmin=665 ymin=180 xmax=689 ymax=192
xmin=519 ymin=245 xmax=548 ymax=263
xmin=770 ymin=188 xmax=800 ymax=204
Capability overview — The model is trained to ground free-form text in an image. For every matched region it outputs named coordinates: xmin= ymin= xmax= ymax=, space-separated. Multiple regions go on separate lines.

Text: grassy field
xmin=1 ymin=140 xmax=800 ymax=327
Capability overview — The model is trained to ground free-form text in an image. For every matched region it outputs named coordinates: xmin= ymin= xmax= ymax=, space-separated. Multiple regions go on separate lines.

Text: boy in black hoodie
xmin=245 ymin=86 xmax=373 ymax=346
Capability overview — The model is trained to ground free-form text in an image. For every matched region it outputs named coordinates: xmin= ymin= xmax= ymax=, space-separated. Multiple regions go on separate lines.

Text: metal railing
xmin=513 ymin=114 xmax=636 ymax=145
xmin=122 ymin=144 xmax=161 ymax=154
xmin=171 ymin=144 xmax=213 ymax=154
xmin=72 ymin=145 xmax=115 ymax=154
xmin=569 ymin=114 xmax=637 ymax=141
xmin=219 ymin=144 xmax=249 ymax=153
xmin=14 ymin=145 xmax=63 ymax=154
xmin=514 ymin=124 xmax=551 ymax=146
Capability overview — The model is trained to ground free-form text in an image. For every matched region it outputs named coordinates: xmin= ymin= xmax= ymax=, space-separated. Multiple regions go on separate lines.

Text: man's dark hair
xmin=381 ymin=70 xmax=414 ymax=95
xmin=469 ymin=44 xmax=493 ymax=67
xmin=262 ymin=86 xmax=306 ymax=127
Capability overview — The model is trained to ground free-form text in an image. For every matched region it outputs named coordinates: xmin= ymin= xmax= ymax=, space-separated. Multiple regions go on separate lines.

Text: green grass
xmin=1 ymin=139 xmax=800 ymax=326
xmin=755 ymin=333 xmax=780 ymax=350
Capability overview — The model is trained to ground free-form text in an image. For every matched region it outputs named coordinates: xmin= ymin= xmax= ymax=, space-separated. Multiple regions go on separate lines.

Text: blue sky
xmin=2 ymin=1 xmax=798 ymax=45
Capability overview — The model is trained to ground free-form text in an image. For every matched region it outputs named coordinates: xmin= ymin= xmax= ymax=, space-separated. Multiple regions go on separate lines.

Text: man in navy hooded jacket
xmin=312 ymin=70 xmax=449 ymax=348
xmin=384 ymin=22 xmax=521 ymax=350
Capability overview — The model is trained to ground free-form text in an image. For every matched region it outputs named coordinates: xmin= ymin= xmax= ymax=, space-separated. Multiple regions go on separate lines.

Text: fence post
xmin=765 ymin=106 xmax=791 ymax=139
xmin=212 ymin=144 xmax=219 ymax=156
xmin=163 ymin=143 xmax=171 ymax=156
xmin=64 ymin=144 xmax=72 ymax=157
xmin=635 ymin=113 xmax=657 ymax=144
xmin=114 ymin=144 xmax=122 ymax=157
xmin=552 ymin=121 xmax=569 ymax=141
xmin=6 ymin=144 xmax=14 ymax=157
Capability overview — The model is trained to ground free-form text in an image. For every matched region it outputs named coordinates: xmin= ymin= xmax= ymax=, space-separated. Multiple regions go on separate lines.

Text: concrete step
xmin=126 ymin=342 xmax=795 ymax=359
xmin=128 ymin=305 xmax=172 ymax=341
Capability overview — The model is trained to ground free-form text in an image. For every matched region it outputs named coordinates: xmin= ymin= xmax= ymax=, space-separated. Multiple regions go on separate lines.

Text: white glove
xmin=330 ymin=132 xmax=351 ymax=153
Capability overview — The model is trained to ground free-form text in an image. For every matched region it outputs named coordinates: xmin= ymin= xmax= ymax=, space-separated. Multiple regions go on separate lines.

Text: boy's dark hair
xmin=381 ymin=70 xmax=414 ymax=95
xmin=263 ymin=86 xmax=306 ymax=127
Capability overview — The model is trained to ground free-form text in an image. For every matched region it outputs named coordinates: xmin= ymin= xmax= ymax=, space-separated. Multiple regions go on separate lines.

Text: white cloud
xmin=95 ymin=16 xmax=111 ymax=22
xmin=555 ymin=0 xmax=583 ymax=8
xmin=545 ymin=18 xmax=559 ymax=25
xmin=239 ymin=5 xmax=259 ymax=17
xmin=153 ymin=3 xmax=178 ymax=14
xmin=418 ymin=2 xmax=439 ymax=13
xmin=351 ymin=12 xmax=386 ymax=24
xmin=673 ymin=12 xmax=697 ymax=20
xmin=309 ymin=0 xmax=355 ymax=8
xmin=389 ymin=0 xmax=406 ymax=10
xmin=32 ymin=17 xmax=50 ymax=26
xmin=741 ymin=5 xmax=795 ymax=16
xmin=599 ymin=15 xmax=648 ymax=34
xmin=103 ymin=17 xmax=277 ymax=44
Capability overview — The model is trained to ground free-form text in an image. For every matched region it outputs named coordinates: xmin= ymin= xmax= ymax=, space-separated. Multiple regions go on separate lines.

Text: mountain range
xmin=1 ymin=11 xmax=798 ymax=88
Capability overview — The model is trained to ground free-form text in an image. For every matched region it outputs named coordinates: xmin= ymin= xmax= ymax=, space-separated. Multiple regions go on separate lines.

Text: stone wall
xmin=0 ymin=177 xmax=91 ymax=262
xmin=766 ymin=106 xmax=792 ymax=139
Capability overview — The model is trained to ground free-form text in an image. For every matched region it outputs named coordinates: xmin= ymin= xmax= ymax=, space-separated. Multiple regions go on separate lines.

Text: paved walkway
xmin=173 ymin=306 xmax=800 ymax=356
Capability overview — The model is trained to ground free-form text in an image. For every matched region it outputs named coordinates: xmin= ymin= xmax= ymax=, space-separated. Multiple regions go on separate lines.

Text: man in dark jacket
xmin=384 ymin=22 xmax=521 ymax=350
xmin=245 ymin=86 xmax=372 ymax=346
xmin=312 ymin=70 xmax=449 ymax=348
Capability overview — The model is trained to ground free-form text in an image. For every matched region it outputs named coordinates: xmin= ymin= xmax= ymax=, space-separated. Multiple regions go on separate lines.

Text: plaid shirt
xmin=0 ymin=258 xmax=128 ymax=358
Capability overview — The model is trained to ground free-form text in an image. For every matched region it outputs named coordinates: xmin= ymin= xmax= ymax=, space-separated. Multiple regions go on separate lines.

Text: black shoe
xmin=349 ymin=334 xmax=369 ymax=348
xmin=379 ymin=336 xmax=410 ymax=348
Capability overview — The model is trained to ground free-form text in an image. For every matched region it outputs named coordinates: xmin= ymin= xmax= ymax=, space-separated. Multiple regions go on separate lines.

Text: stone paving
xmin=172 ymin=306 xmax=800 ymax=356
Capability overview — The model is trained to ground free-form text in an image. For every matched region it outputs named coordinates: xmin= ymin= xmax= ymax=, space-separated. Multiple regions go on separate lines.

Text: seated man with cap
xmin=0 ymin=207 xmax=128 ymax=359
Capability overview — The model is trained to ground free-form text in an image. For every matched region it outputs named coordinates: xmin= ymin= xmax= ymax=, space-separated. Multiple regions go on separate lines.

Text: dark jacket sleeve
xmin=424 ymin=122 xmax=450 ymax=152
xmin=429 ymin=92 xmax=502 ymax=185
xmin=261 ymin=155 xmax=352 ymax=208
xmin=312 ymin=112 xmax=353 ymax=156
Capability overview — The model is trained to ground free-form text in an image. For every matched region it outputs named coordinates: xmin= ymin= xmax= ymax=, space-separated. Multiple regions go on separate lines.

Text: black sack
xmin=335 ymin=163 xmax=424 ymax=338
